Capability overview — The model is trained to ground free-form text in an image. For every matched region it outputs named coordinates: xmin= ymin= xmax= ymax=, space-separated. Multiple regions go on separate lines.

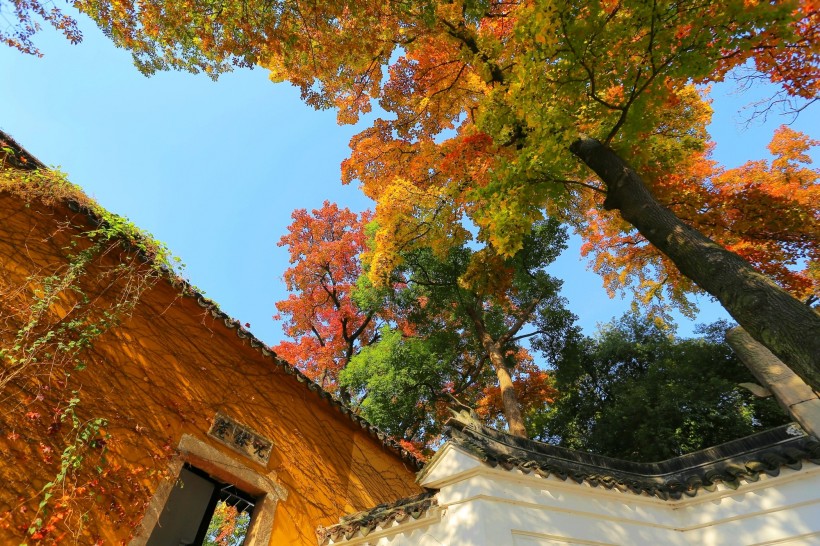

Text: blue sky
xmin=1 ymin=15 xmax=817 ymax=347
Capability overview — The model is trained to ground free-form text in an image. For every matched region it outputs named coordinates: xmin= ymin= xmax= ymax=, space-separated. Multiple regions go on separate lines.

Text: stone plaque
xmin=208 ymin=412 xmax=273 ymax=465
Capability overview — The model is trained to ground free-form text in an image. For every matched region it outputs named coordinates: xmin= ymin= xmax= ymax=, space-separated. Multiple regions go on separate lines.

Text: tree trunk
xmin=570 ymin=137 xmax=820 ymax=390
xmin=726 ymin=327 xmax=820 ymax=437
xmin=464 ymin=304 xmax=529 ymax=437
xmin=482 ymin=335 xmax=528 ymax=437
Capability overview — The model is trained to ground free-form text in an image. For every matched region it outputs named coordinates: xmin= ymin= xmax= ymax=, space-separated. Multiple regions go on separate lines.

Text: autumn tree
xmin=343 ymin=218 xmax=571 ymax=439
xmin=203 ymin=502 xmax=251 ymax=546
xmin=276 ymin=204 xmax=567 ymax=439
xmin=540 ymin=314 xmax=789 ymax=462
xmin=338 ymin=1 xmax=820 ymax=387
xmin=341 ymin=326 xmax=557 ymax=451
xmin=272 ymin=202 xmax=382 ymax=394
xmin=34 ymin=0 xmax=820 ymax=387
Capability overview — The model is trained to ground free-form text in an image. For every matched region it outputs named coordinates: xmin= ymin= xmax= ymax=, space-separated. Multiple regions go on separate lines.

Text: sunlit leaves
xmin=578 ymin=121 xmax=819 ymax=314
xmin=279 ymin=207 xmax=573 ymax=445
xmin=272 ymin=202 xmax=379 ymax=388
xmin=31 ymin=0 xmax=816 ymax=329
xmin=1 ymin=0 xmax=81 ymax=55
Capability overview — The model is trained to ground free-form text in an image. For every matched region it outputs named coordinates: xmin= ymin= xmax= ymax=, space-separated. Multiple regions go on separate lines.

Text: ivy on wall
xmin=0 ymin=159 xmax=177 ymax=542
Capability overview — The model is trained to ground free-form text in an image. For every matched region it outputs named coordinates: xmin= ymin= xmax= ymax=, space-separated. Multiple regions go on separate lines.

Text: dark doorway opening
xmin=147 ymin=464 xmax=256 ymax=546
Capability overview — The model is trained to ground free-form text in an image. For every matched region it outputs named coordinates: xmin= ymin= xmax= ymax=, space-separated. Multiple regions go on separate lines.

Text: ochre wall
xmin=0 ymin=191 xmax=422 ymax=544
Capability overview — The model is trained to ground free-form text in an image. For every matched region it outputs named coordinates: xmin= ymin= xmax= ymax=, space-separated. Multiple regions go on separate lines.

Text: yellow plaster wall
xmin=0 ymin=192 xmax=422 ymax=544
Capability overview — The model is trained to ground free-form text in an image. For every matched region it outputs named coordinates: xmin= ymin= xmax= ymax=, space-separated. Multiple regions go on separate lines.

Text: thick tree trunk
xmin=570 ymin=137 xmax=820 ymax=390
xmin=482 ymin=336 xmax=528 ymax=437
xmin=465 ymin=305 xmax=529 ymax=437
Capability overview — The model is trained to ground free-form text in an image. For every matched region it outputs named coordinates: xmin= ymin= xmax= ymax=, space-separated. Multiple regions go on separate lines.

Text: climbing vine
xmin=1 ymin=142 xmax=426 ymax=545
xmin=0 ymin=158 xmax=178 ymax=542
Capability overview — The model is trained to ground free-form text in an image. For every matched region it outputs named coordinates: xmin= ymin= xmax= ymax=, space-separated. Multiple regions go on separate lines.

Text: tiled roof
xmin=316 ymin=417 xmax=820 ymax=543
xmin=316 ymin=492 xmax=438 ymax=545
xmin=1 ymin=130 xmax=47 ymax=170
xmin=0 ymin=130 xmax=424 ymax=472
xmin=438 ymin=412 xmax=820 ymax=500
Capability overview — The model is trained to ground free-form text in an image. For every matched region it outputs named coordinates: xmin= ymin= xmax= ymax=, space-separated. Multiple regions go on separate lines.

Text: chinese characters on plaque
xmin=208 ymin=413 xmax=273 ymax=464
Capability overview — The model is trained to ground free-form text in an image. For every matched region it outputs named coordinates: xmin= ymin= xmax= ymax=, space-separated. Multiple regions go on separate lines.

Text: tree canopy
xmin=273 ymin=202 xmax=788 ymax=457
xmin=348 ymin=218 xmax=571 ymax=439
xmin=275 ymin=203 xmax=571 ymax=442
xmin=540 ymin=314 xmax=789 ymax=462
xmin=41 ymin=0 xmax=819 ymax=387
xmin=272 ymin=202 xmax=381 ymax=392
xmin=8 ymin=0 xmax=819 ymax=406
xmin=1 ymin=0 xmax=81 ymax=55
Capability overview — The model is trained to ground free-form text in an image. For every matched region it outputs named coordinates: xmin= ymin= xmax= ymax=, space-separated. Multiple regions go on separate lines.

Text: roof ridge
xmin=450 ymin=415 xmax=812 ymax=474
xmin=445 ymin=414 xmax=820 ymax=500
xmin=0 ymin=130 xmax=47 ymax=170
xmin=316 ymin=491 xmax=438 ymax=545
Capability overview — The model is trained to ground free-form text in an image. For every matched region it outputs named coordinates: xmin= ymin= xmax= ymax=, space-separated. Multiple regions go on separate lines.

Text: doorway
xmin=146 ymin=464 xmax=256 ymax=546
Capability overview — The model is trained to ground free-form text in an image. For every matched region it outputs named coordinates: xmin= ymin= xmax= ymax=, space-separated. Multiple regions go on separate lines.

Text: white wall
xmin=330 ymin=446 xmax=820 ymax=546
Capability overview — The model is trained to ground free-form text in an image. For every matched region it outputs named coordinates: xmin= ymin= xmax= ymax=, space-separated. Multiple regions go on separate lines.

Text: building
xmin=0 ymin=131 xmax=422 ymax=544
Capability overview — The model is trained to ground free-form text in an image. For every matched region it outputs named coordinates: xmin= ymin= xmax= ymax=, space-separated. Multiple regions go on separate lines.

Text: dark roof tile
xmin=316 ymin=492 xmax=438 ymax=545
xmin=439 ymin=412 xmax=820 ymax=500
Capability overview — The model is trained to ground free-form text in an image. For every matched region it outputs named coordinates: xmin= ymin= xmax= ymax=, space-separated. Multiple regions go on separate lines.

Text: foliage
xmin=57 ymin=0 xmax=820 ymax=381
xmin=538 ymin=314 xmax=789 ymax=462
xmin=7 ymin=0 xmax=816 ymax=380
xmin=272 ymin=202 xmax=382 ymax=392
xmin=0 ymin=163 xmax=176 ymax=541
xmin=0 ymin=165 xmax=181 ymax=273
xmin=203 ymin=502 xmax=251 ymax=546
xmin=274 ymin=201 xmax=572 ymax=444
xmin=59 ymin=0 xmax=817 ymax=297
xmin=579 ymin=123 xmax=819 ymax=315
xmin=26 ymin=397 xmax=110 ymax=541
xmin=5 ymin=0 xmax=817 ymax=486
xmin=0 ymin=0 xmax=81 ymax=56
xmin=342 ymin=218 xmax=570 ymax=442
xmin=340 ymin=326 xmax=458 ymax=448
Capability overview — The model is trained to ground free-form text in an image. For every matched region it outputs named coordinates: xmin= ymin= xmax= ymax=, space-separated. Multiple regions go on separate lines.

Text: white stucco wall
xmin=331 ymin=444 xmax=820 ymax=546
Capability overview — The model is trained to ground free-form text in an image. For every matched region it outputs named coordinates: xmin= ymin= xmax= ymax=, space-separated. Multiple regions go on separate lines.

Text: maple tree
xmin=336 ymin=1 xmax=820 ymax=388
xmin=272 ymin=202 xmax=382 ymax=395
xmin=20 ymin=1 xmax=820 ymax=386
xmin=579 ymin=121 xmax=819 ymax=318
xmin=275 ymin=204 xmax=568 ymax=439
